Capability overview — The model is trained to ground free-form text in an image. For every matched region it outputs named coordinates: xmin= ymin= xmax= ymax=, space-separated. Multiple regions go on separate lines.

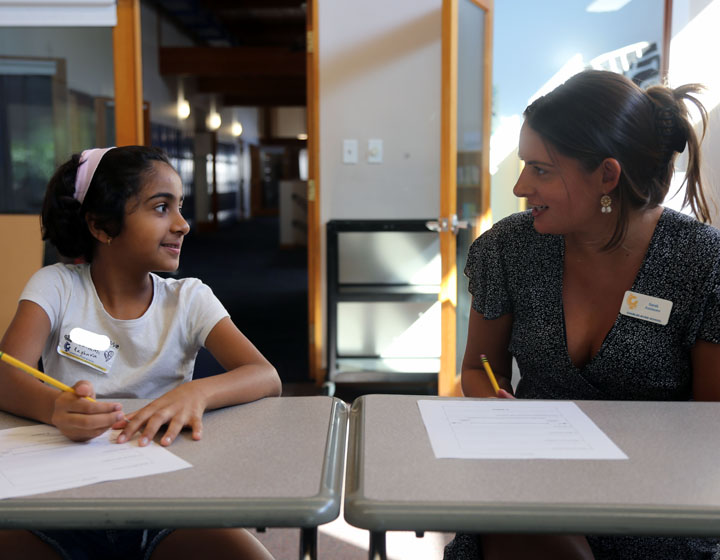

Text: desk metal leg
xmin=299 ymin=527 xmax=317 ymax=560
xmin=369 ymin=531 xmax=387 ymax=560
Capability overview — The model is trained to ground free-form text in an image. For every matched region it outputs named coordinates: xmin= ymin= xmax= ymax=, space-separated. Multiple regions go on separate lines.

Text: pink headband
xmin=74 ymin=147 xmax=115 ymax=204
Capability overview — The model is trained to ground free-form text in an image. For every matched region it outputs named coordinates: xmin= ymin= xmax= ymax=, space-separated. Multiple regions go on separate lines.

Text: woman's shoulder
xmin=469 ymin=210 xmax=553 ymax=254
xmin=491 ymin=209 xmax=536 ymax=232
xmin=658 ymin=208 xmax=720 ymax=251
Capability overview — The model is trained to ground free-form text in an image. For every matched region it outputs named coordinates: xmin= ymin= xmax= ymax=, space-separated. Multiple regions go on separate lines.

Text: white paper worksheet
xmin=0 ymin=425 xmax=192 ymax=499
xmin=418 ymin=400 xmax=627 ymax=460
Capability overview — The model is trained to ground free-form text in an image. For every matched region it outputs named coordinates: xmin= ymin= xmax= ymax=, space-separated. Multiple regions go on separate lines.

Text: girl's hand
xmin=496 ymin=388 xmax=516 ymax=399
xmin=116 ymin=382 xmax=208 ymax=447
xmin=51 ymin=380 xmax=125 ymax=442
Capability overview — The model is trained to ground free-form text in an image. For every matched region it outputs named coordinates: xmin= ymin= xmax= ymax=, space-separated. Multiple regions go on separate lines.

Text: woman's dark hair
xmin=41 ymin=145 xmax=172 ymax=262
xmin=524 ymin=69 xmax=709 ymax=249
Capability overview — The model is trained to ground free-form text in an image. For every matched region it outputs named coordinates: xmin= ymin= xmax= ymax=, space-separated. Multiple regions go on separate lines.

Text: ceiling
xmin=149 ymin=0 xmax=307 ymax=107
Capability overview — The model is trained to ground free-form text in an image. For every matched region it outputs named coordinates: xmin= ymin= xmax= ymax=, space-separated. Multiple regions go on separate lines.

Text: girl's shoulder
xmin=150 ymin=274 xmax=227 ymax=327
xmin=26 ymin=262 xmax=90 ymax=287
xmin=152 ymin=274 xmax=216 ymax=301
xmin=21 ymin=263 xmax=92 ymax=322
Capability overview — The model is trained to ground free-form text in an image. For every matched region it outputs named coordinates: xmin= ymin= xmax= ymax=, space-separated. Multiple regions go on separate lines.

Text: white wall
xmin=668 ymin=0 xmax=720 ymax=223
xmin=318 ymin=1 xmax=443 ymax=370
xmin=319 ymin=0 xmax=442 ymax=222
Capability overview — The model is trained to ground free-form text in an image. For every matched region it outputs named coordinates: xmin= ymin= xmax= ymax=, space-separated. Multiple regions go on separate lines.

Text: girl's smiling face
xmin=513 ymin=122 xmax=610 ymax=237
xmin=111 ymin=161 xmax=189 ymax=273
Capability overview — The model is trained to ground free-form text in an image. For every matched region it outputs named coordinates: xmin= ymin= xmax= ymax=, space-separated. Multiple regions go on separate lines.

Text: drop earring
xmin=600 ymin=194 xmax=612 ymax=214
xmin=107 ymin=237 xmax=113 ymax=245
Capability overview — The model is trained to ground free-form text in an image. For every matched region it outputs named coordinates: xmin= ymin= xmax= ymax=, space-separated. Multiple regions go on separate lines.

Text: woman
xmin=447 ymin=70 xmax=720 ymax=559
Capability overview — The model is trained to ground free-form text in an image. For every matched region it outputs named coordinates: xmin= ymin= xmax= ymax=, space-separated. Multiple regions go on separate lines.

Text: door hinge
xmin=307 ymin=179 xmax=316 ymax=201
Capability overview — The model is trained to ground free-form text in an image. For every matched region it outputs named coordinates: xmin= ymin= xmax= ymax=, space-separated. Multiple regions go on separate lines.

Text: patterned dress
xmin=445 ymin=208 xmax=720 ymax=560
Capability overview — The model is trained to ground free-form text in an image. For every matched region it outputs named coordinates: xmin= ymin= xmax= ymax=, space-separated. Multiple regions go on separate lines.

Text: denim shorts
xmin=30 ymin=529 xmax=173 ymax=560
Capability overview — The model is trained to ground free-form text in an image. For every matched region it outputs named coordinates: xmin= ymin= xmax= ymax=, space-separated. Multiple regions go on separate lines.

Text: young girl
xmin=0 ymin=146 xmax=281 ymax=560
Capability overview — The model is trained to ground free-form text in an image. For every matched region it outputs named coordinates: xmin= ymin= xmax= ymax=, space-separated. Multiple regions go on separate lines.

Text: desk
xmin=0 ymin=396 xmax=347 ymax=560
xmin=344 ymin=394 xmax=720 ymax=559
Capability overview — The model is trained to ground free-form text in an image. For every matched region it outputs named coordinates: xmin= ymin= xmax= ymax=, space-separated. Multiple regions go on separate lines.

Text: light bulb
xmin=206 ymin=112 xmax=221 ymax=131
xmin=178 ymin=100 xmax=190 ymax=120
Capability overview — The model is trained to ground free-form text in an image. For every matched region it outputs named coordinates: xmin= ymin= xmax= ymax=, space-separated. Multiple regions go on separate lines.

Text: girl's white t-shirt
xmin=19 ymin=263 xmax=229 ymax=398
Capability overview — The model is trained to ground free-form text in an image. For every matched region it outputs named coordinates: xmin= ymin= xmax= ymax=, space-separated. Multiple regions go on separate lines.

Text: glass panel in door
xmin=455 ymin=0 xmax=488 ymax=375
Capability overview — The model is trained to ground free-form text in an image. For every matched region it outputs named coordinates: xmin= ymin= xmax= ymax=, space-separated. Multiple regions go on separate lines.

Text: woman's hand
xmin=51 ymin=380 xmax=125 ymax=442
xmin=496 ymin=388 xmax=516 ymax=399
xmin=116 ymin=381 xmax=208 ymax=447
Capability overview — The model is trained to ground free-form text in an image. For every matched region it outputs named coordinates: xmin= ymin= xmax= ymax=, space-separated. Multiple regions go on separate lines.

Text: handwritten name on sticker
xmin=57 ymin=328 xmax=119 ymax=374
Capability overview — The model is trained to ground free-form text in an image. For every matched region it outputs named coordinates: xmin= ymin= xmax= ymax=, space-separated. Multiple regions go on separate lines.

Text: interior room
xmin=1 ymin=0 xmax=719 ymax=558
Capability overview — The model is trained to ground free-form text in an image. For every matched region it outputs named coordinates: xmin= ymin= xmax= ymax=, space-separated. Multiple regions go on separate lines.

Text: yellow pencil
xmin=480 ymin=354 xmax=500 ymax=396
xmin=0 ymin=350 xmax=96 ymax=402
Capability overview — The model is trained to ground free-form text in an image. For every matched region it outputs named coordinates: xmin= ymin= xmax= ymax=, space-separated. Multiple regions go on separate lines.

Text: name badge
xmin=620 ymin=291 xmax=673 ymax=326
xmin=57 ymin=328 xmax=118 ymax=374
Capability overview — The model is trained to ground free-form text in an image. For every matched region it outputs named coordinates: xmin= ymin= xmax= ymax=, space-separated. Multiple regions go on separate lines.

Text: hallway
xmin=178 ymin=216 xmax=310 ymax=385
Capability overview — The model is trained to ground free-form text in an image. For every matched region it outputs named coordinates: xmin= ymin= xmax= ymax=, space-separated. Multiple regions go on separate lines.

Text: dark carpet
xmin=177 ymin=216 xmax=310 ymax=384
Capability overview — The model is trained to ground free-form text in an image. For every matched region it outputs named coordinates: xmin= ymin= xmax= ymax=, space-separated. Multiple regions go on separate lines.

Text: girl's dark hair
xmin=41 ymin=145 xmax=171 ymax=262
xmin=524 ymin=69 xmax=709 ymax=250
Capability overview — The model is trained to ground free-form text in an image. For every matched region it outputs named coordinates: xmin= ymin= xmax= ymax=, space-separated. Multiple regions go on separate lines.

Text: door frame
xmin=306 ymin=0 xmax=323 ymax=383
xmin=113 ymin=0 xmax=144 ymax=146
xmin=439 ymin=0 xmax=493 ymax=396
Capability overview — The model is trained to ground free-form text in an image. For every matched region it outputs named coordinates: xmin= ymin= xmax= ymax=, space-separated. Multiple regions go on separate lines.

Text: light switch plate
xmin=343 ymin=139 xmax=358 ymax=164
xmin=368 ymin=139 xmax=383 ymax=163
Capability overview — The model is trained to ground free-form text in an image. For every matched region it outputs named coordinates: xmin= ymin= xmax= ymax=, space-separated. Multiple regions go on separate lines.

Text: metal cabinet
xmin=326 ymin=220 xmax=441 ymax=397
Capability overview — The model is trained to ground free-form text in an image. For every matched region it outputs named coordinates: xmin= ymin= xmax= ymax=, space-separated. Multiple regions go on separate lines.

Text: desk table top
xmin=345 ymin=394 xmax=720 ymax=536
xmin=0 ymin=396 xmax=347 ymax=529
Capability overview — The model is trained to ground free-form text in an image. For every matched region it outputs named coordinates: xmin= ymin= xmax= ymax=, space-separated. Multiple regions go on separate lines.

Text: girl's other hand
xmin=116 ymin=382 xmax=207 ymax=447
xmin=51 ymin=380 xmax=125 ymax=441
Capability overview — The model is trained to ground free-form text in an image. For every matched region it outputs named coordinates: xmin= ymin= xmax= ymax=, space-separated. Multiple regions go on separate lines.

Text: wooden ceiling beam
xmin=197 ymin=76 xmax=305 ymax=94
xmin=218 ymin=14 xmax=305 ymax=25
xmin=158 ymin=47 xmax=305 ymax=77
xmin=222 ymin=90 xmax=306 ymax=107
xmin=224 ymin=21 xmax=304 ymax=35
xmin=222 ymin=22 xmax=305 ymax=48
xmin=204 ymin=0 xmax=305 ymax=10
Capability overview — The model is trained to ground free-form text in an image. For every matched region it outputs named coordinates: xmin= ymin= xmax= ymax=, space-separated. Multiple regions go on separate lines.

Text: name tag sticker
xmin=69 ymin=327 xmax=110 ymax=351
xmin=620 ymin=291 xmax=673 ymax=326
xmin=57 ymin=328 xmax=118 ymax=374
